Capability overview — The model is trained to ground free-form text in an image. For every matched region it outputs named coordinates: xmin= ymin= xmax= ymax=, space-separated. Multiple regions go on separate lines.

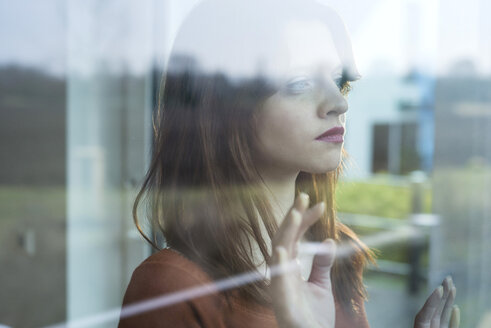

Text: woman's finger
xmin=308 ymin=239 xmax=336 ymax=287
xmin=295 ymin=201 xmax=325 ymax=243
xmin=440 ymin=286 xmax=456 ymax=327
xmin=414 ymin=286 xmax=443 ymax=327
xmin=273 ymin=192 xmax=311 ymax=255
xmin=274 ymin=193 xmax=306 ymax=240
xmin=269 ymin=247 xmax=290 ymax=313
xmin=270 ymin=246 xmax=301 ymax=327
xmin=449 ymin=305 xmax=460 ymax=328
xmin=289 ymin=192 xmax=309 ymax=214
xmin=273 ymin=208 xmax=302 ymax=257
xmin=431 ymin=277 xmax=452 ymax=326
xmin=270 ymin=246 xmax=296 ymax=292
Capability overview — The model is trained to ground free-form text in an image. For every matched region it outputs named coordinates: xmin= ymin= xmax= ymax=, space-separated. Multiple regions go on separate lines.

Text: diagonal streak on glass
xmin=42 ymin=226 xmax=417 ymax=328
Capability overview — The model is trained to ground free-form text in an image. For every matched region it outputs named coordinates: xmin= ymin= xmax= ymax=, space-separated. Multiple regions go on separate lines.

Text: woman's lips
xmin=315 ymin=126 xmax=345 ymax=143
xmin=317 ymin=134 xmax=344 ymax=143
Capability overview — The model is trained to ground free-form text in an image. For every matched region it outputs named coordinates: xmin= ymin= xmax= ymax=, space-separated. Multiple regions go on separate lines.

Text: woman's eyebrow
xmin=341 ymin=68 xmax=361 ymax=82
xmin=330 ymin=64 xmax=360 ymax=82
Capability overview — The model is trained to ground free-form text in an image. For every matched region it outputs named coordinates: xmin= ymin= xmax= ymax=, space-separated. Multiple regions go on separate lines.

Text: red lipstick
xmin=315 ymin=126 xmax=345 ymax=143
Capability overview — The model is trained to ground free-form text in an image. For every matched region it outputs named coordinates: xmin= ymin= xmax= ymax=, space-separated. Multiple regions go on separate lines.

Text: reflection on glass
xmin=2 ymin=0 xmax=491 ymax=327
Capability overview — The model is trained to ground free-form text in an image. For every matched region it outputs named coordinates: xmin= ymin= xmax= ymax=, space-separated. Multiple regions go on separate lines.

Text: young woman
xmin=119 ymin=0 xmax=459 ymax=327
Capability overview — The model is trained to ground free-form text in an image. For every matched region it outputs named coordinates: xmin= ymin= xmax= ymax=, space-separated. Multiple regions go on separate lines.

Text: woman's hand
xmin=414 ymin=276 xmax=460 ymax=328
xmin=269 ymin=192 xmax=336 ymax=328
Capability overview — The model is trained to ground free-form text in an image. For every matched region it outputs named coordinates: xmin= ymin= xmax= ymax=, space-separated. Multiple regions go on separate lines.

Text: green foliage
xmin=335 ymin=175 xmax=433 ymax=263
xmin=336 ymin=177 xmax=432 ymax=219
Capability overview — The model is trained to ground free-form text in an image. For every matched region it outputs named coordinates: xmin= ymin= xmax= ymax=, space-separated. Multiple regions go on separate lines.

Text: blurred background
xmin=1 ymin=0 xmax=490 ymax=327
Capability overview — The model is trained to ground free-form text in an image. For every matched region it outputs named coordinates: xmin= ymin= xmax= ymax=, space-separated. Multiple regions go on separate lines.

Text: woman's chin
xmin=304 ymin=159 xmax=342 ymax=174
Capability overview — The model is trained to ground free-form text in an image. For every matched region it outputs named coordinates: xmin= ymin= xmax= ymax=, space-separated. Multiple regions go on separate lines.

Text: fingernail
xmin=318 ymin=202 xmax=326 ymax=212
xmin=437 ymin=286 xmax=444 ymax=298
xmin=451 ymin=286 xmax=456 ymax=297
xmin=444 ymin=276 xmax=451 ymax=290
xmin=300 ymin=192 xmax=309 ymax=204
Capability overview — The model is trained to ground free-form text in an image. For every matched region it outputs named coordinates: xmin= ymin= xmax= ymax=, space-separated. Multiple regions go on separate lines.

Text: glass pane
xmin=1 ymin=0 xmax=490 ymax=327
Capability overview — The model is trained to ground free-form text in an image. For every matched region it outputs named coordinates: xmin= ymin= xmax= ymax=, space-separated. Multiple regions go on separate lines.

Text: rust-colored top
xmin=118 ymin=249 xmax=370 ymax=328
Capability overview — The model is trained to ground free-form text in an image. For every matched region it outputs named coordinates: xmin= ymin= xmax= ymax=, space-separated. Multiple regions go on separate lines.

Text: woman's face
xmin=253 ymin=19 xmax=355 ymax=177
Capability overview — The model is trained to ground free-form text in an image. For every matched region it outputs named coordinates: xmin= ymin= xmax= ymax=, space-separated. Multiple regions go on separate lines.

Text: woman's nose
xmin=316 ymin=86 xmax=348 ymax=118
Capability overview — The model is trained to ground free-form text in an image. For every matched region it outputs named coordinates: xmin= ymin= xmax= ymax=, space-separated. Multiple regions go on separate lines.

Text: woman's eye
xmin=335 ymin=73 xmax=353 ymax=96
xmin=284 ymin=78 xmax=315 ymax=95
xmin=338 ymin=80 xmax=352 ymax=95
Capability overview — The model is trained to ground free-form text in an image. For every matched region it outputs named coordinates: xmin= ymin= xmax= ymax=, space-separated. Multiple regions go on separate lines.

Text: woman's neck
xmin=255 ymin=163 xmax=299 ymax=226
xmin=250 ymin=169 xmax=316 ymax=280
xmin=240 ymin=166 xmax=298 ymax=276
xmin=261 ymin=174 xmax=298 ymax=226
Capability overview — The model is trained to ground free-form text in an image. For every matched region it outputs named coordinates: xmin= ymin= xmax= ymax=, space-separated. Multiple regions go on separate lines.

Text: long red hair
xmin=133 ymin=0 xmax=374 ymax=312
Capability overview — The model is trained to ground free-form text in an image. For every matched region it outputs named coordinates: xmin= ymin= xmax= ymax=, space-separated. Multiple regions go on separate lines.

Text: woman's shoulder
xmin=128 ymin=248 xmax=216 ymax=294
xmin=119 ymin=248 xmax=228 ymax=327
